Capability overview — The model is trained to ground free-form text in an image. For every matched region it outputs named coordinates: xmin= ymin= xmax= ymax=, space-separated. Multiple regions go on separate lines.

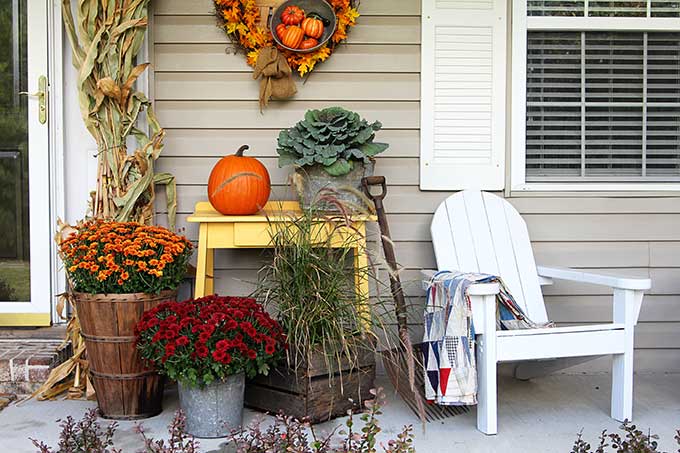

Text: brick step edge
xmin=0 ymin=340 xmax=71 ymax=395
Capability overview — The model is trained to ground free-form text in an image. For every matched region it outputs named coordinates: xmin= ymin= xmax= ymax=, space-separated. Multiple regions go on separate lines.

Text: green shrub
xmin=0 ymin=277 xmax=16 ymax=301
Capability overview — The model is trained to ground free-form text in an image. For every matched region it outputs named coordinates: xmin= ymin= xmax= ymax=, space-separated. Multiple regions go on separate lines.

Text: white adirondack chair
xmin=430 ymin=191 xmax=651 ymax=435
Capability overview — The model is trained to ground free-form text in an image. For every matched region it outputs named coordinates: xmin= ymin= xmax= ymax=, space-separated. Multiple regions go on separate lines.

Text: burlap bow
xmin=253 ymin=46 xmax=297 ymax=111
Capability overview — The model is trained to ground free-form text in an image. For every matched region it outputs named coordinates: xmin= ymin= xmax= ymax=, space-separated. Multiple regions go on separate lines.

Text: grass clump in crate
xmin=250 ymin=198 xmax=391 ymax=423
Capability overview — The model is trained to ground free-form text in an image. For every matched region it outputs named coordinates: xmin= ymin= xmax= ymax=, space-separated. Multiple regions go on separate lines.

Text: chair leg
xmin=477 ymin=332 xmax=497 ymax=435
xmin=611 ymin=289 xmax=639 ymax=422
xmin=475 ymin=292 xmax=498 ymax=435
xmin=611 ymin=349 xmax=634 ymax=421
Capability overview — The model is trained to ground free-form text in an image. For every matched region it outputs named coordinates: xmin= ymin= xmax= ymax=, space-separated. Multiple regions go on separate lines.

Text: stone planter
xmin=178 ymin=373 xmax=245 ymax=438
xmin=293 ymin=160 xmax=374 ymax=211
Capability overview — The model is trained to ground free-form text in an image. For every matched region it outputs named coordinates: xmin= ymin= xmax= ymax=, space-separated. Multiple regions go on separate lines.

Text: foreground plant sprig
xmin=30 ymin=390 xmax=414 ymax=453
xmin=571 ymin=420 xmax=678 ymax=453
xmin=31 ymin=410 xmax=199 ymax=453
xmin=136 ymin=411 xmax=200 ymax=453
xmin=231 ymin=388 xmax=416 ymax=453
xmin=30 ymin=409 xmax=120 ymax=453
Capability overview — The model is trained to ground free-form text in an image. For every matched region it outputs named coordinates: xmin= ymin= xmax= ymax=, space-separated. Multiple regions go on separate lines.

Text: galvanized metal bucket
xmin=293 ymin=160 xmax=374 ymax=211
xmin=178 ymin=373 xmax=245 ymax=438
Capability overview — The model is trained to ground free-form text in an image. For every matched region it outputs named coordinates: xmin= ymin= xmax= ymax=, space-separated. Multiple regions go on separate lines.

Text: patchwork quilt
xmin=422 ymin=271 xmax=552 ymax=406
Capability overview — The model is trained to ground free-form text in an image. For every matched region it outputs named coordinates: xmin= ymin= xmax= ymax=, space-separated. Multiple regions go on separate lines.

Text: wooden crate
xmin=244 ymin=346 xmax=376 ymax=423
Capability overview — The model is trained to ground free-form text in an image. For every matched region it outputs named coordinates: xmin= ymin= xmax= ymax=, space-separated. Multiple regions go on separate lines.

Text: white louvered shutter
xmin=420 ymin=0 xmax=507 ymax=190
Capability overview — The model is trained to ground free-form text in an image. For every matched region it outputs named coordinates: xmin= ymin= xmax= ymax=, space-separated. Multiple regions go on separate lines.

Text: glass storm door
xmin=0 ymin=0 xmax=51 ymax=325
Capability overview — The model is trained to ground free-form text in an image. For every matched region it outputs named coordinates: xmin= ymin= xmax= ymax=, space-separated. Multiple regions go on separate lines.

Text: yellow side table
xmin=187 ymin=201 xmax=375 ymax=309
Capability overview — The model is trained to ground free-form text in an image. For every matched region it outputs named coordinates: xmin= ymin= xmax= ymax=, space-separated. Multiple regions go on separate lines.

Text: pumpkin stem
xmin=307 ymin=13 xmax=329 ymax=25
xmin=236 ymin=145 xmax=249 ymax=157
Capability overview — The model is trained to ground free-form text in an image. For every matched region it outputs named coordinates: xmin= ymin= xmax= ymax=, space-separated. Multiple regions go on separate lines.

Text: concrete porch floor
xmin=1 ymin=373 xmax=678 ymax=452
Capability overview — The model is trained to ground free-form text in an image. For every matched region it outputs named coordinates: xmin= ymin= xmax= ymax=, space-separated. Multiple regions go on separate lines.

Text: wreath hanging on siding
xmin=214 ymin=0 xmax=359 ymax=77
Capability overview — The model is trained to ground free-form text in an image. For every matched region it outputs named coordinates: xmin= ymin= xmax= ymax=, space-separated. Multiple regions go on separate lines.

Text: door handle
xmin=19 ymin=75 xmax=48 ymax=125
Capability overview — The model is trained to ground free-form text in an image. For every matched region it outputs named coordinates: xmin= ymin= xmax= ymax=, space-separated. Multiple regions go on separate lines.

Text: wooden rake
xmin=361 ymin=176 xmax=468 ymax=422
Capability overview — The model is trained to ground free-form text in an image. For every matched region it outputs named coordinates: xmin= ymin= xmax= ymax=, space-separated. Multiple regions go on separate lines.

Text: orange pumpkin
xmin=275 ymin=23 xmax=288 ymax=41
xmin=301 ymin=16 xmax=324 ymax=39
xmin=299 ymin=38 xmax=319 ymax=50
xmin=282 ymin=25 xmax=304 ymax=49
xmin=281 ymin=5 xmax=305 ymax=25
xmin=207 ymin=145 xmax=271 ymax=215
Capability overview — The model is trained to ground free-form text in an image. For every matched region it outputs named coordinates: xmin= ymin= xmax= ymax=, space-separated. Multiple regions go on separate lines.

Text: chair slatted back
xmin=430 ymin=191 xmax=548 ymax=323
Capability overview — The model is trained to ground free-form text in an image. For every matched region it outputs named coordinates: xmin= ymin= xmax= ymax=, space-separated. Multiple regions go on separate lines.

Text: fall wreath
xmin=214 ymin=0 xmax=359 ymax=77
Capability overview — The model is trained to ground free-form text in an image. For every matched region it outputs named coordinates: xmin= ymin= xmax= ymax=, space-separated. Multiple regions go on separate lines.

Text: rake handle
xmin=361 ymin=176 xmax=409 ymax=333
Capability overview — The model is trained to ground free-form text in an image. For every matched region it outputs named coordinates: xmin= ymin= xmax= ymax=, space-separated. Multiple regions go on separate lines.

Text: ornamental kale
xmin=277 ymin=107 xmax=389 ymax=176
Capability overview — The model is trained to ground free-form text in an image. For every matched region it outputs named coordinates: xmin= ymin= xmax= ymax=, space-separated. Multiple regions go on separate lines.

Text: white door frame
xmin=48 ymin=0 xmax=66 ymax=325
xmin=0 ymin=0 xmax=64 ymax=326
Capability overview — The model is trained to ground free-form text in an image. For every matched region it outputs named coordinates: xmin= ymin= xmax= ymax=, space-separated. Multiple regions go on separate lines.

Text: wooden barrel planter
xmin=244 ymin=344 xmax=375 ymax=423
xmin=74 ymin=290 xmax=177 ymax=420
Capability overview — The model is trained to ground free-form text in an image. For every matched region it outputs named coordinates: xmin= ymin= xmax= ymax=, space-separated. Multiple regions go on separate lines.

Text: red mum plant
xmin=136 ymin=295 xmax=286 ymax=387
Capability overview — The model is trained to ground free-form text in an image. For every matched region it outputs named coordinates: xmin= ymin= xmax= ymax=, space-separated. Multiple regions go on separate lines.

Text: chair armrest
xmin=537 ymin=266 xmax=651 ymax=290
xmin=538 ymin=275 xmax=553 ymax=286
xmin=468 ymin=282 xmax=501 ymax=295
xmin=420 ymin=270 xmax=501 ymax=295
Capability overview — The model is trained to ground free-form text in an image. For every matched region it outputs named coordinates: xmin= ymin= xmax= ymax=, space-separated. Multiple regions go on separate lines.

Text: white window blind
xmin=528 ymin=0 xmax=680 ymax=17
xmin=522 ymin=2 xmax=680 ymax=182
xmin=420 ymin=0 xmax=507 ymax=190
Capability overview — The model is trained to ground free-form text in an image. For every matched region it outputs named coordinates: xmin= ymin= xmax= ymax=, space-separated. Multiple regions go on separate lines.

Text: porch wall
xmin=151 ymin=0 xmax=680 ymax=373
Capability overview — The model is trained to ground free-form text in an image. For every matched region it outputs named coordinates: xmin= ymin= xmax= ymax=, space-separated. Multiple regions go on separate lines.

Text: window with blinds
xmin=525 ymin=28 xmax=680 ymax=181
xmin=528 ymin=0 xmax=680 ymax=17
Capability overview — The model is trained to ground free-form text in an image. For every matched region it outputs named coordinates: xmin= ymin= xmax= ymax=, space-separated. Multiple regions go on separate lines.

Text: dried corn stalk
xmin=62 ymin=0 xmax=176 ymax=227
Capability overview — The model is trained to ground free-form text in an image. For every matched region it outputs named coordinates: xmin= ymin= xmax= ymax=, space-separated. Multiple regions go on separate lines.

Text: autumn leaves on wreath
xmin=214 ymin=0 xmax=360 ymax=108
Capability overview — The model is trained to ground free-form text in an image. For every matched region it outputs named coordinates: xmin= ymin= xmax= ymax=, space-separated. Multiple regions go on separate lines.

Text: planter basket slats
xmin=74 ymin=290 xmax=177 ymax=420
xmin=245 ymin=345 xmax=376 ymax=423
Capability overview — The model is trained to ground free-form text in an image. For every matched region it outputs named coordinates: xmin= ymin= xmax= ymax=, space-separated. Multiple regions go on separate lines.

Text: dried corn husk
xmin=62 ymin=0 xmax=176 ymax=228
xmin=28 ymin=294 xmax=92 ymax=401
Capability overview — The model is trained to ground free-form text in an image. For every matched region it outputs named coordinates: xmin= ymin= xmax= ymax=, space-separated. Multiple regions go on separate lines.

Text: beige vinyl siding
xmin=152 ymin=0 xmax=680 ymax=373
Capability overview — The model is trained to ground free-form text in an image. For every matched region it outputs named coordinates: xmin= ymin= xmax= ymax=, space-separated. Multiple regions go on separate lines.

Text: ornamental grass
xmin=254 ymin=197 xmax=393 ymax=378
xmin=58 ymin=220 xmax=193 ymax=294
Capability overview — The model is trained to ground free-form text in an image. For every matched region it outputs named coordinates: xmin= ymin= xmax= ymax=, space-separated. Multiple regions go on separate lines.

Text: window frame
xmin=510 ymin=0 xmax=680 ymax=192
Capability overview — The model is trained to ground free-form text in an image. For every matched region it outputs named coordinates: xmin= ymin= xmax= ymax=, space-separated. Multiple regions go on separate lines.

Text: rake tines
xmin=382 ymin=345 xmax=469 ymax=422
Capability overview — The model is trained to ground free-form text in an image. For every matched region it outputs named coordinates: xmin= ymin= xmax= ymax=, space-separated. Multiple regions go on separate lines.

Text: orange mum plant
xmin=214 ymin=0 xmax=359 ymax=76
xmin=58 ymin=220 xmax=193 ymax=295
